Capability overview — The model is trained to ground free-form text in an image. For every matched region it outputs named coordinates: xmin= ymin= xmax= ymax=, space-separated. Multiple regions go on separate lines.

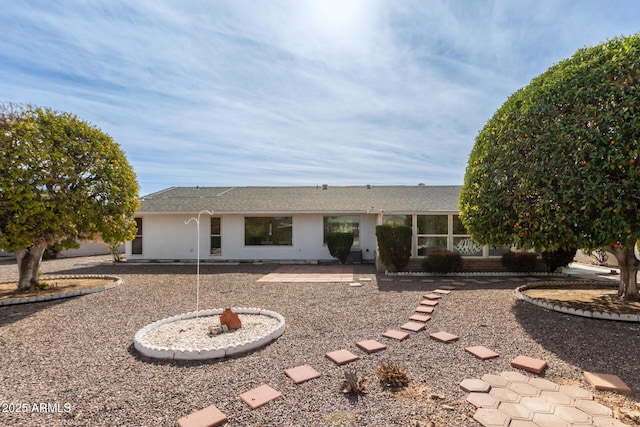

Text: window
xmin=132 ymin=218 xmax=143 ymax=254
xmin=417 ymin=215 xmax=447 ymax=255
xmin=323 ymin=216 xmax=360 ymax=246
xmin=245 ymin=217 xmax=292 ymax=246
xmin=210 ymin=217 xmax=221 ymax=255
xmin=452 ymin=215 xmax=482 ymax=256
xmin=382 ymin=214 xmax=412 ymax=228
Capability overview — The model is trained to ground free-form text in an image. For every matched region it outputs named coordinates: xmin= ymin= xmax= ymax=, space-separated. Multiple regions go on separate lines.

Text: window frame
xmin=244 ymin=216 xmax=293 ymax=246
xmin=323 ymin=215 xmax=360 ymax=247
xmin=131 ymin=217 xmax=143 ymax=255
xmin=210 ymin=217 xmax=222 ymax=255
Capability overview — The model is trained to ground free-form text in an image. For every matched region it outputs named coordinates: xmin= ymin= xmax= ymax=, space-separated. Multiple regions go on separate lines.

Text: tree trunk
xmin=605 ymin=244 xmax=640 ymax=301
xmin=15 ymin=242 xmax=47 ymax=292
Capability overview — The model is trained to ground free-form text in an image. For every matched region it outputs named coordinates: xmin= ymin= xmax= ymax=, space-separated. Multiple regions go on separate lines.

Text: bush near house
xmin=422 ymin=250 xmax=463 ymax=273
xmin=327 ymin=232 xmax=354 ymax=264
xmin=376 ymin=225 xmax=412 ymax=271
xmin=501 ymin=251 xmax=538 ymax=272
xmin=541 ymin=247 xmax=577 ymax=273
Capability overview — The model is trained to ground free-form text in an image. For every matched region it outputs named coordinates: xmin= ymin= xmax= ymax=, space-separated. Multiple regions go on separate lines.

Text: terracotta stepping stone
xmin=409 ymin=314 xmax=431 ymax=322
xmin=284 ymin=364 xmax=321 ymax=384
xmin=583 ymin=371 xmax=632 ymax=394
xmin=510 ymin=355 xmax=548 ymax=374
xmin=415 ymin=306 xmax=434 ymax=314
xmin=420 ymin=299 xmax=439 ymax=306
xmin=239 ymin=384 xmax=282 ymax=409
xmin=433 ymin=289 xmax=452 ymax=294
xmin=400 ymin=321 xmax=426 ymax=332
xmin=465 ymin=345 xmax=499 ymax=360
xmin=429 ymin=331 xmax=459 ymax=343
xmin=176 ymin=404 xmax=227 ymax=427
xmin=439 ymin=285 xmax=456 ymax=290
xmin=325 ymin=349 xmax=360 ymax=365
xmin=423 ymin=293 xmax=441 ymax=300
xmin=382 ymin=329 xmax=409 ymax=341
xmin=356 ymin=339 xmax=387 ymax=354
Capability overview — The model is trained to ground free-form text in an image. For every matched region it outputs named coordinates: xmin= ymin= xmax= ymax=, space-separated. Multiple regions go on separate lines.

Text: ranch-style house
xmin=125 ymin=185 xmax=508 ymax=269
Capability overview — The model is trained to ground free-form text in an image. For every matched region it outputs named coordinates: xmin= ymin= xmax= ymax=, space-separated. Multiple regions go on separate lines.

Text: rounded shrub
xmin=501 ymin=251 xmax=538 ymax=272
xmin=422 ymin=250 xmax=463 ymax=273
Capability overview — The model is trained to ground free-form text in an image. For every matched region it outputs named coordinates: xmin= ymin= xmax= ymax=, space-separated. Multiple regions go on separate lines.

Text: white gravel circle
xmin=134 ymin=308 xmax=285 ymax=360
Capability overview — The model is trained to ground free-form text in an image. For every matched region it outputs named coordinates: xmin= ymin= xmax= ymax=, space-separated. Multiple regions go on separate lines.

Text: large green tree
xmin=460 ymin=34 xmax=640 ymax=300
xmin=0 ymin=104 xmax=139 ymax=291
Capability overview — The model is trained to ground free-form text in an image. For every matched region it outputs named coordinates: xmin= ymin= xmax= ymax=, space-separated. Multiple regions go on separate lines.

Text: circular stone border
xmin=514 ymin=281 xmax=640 ymax=322
xmin=0 ymin=275 xmax=124 ymax=306
xmin=134 ymin=308 xmax=286 ymax=360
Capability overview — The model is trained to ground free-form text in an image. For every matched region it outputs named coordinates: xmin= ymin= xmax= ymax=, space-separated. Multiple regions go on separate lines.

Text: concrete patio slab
xmin=257 ymin=265 xmax=353 ymax=283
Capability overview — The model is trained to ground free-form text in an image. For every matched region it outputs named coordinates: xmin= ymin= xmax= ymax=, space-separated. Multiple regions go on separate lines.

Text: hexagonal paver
xmin=509 ymin=382 xmax=541 ymax=397
xmin=467 ymin=392 xmax=500 ymax=408
xmin=482 ymin=374 xmax=510 ymax=388
xmin=520 ymin=396 xmax=554 ymax=414
xmin=460 ymin=378 xmax=491 ymax=393
xmin=489 ymin=387 xmax=521 ymax=403
xmin=540 ymin=391 xmax=574 ymax=407
xmin=473 ymin=408 xmax=510 ymax=427
xmin=498 ymin=402 xmax=533 ymax=421
xmin=558 ymin=385 xmax=592 ymax=400
xmin=554 ymin=406 xmax=591 ymax=424
xmin=528 ymin=377 xmax=559 ymax=392
xmin=532 ymin=413 xmax=570 ymax=427
xmin=508 ymin=421 xmax=538 ymax=427
xmin=500 ymin=371 xmax=529 ymax=383
xmin=508 ymin=421 xmax=539 ymax=427
xmin=592 ymin=417 xmax=632 ymax=426
xmin=576 ymin=399 xmax=613 ymax=417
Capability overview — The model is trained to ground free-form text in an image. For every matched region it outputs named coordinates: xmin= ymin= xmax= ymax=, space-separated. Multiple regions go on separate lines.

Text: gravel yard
xmin=0 ymin=256 xmax=639 ymax=426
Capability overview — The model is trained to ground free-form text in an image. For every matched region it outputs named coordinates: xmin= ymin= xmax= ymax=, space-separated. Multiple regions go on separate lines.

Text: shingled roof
xmin=137 ymin=185 xmax=461 ymax=214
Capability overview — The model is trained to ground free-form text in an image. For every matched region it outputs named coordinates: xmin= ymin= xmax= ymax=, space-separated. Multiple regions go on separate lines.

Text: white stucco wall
xmin=126 ymin=213 xmax=378 ymax=262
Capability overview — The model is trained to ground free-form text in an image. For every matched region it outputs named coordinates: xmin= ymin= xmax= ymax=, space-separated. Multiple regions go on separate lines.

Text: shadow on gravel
xmin=0 ymin=298 xmax=70 ymax=327
xmin=374 ymin=274 xmax=522 ymax=292
xmin=512 ymin=298 xmax=640 ymax=390
xmin=45 ymin=262 xmax=281 ymax=277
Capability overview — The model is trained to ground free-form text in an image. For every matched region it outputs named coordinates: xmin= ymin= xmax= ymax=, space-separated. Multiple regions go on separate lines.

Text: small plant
xmin=375 ymin=362 xmax=410 ymax=388
xmin=501 ymin=251 xmax=538 ymax=272
xmin=342 ymin=368 xmax=367 ymax=395
xmin=591 ymin=248 xmax=608 ymax=265
xmin=327 ymin=232 xmax=354 ymax=264
xmin=109 ymin=242 xmax=124 ymax=262
xmin=422 ymin=250 xmax=463 ymax=273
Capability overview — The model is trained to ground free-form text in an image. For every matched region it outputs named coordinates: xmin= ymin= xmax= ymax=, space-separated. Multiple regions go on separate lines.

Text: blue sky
xmin=1 ymin=1 xmax=639 ymax=196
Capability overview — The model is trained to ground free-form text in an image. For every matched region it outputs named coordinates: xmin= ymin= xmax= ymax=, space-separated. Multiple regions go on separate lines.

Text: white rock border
xmin=0 ymin=275 xmax=124 ymax=306
xmin=134 ymin=308 xmax=286 ymax=360
xmin=514 ymin=281 xmax=640 ymax=322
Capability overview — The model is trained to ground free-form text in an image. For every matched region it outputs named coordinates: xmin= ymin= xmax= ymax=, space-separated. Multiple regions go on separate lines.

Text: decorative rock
xmin=220 ymin=308 xmax=242 ymax=330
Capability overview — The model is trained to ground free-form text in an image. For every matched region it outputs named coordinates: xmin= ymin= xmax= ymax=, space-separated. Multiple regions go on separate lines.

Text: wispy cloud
xmin=1 ymin=0 xmax=639 ymax=195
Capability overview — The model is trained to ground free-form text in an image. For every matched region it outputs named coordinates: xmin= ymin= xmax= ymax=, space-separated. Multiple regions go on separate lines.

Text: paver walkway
xmin=178 ymin=273 xmax=633 ymax=427
xmin=256 ymin=265 xmax=353 ymax=282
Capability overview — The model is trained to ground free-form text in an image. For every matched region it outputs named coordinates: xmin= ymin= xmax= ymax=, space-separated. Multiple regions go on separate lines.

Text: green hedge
xmin=501 ymin=251 xmax=538 ymax=272
xmin=375 ymin=225 xmax=412 ymax=271
xmin=422 ymin=250 xmax=463 ymax=273
xmin=327 ymin=232 xmax=354 ymax=264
